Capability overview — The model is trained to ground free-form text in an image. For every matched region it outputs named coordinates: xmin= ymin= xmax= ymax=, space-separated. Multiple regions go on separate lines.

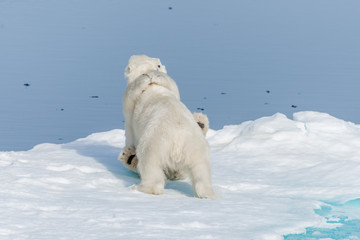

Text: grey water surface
xmin=1 ymin=0 xmax=359 ymax=151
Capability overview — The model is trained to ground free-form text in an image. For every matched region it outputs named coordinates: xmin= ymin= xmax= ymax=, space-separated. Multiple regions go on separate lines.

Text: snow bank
xmin=1 ymin=111 xmax=360 ymax=239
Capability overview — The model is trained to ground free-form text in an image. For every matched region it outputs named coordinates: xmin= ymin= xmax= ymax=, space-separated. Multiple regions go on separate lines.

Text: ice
xmin=1 ymin=111 xmax=360 ymax=239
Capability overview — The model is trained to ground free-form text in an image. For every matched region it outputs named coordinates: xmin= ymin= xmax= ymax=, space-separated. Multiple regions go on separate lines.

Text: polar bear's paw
xmin=194 ymin=183 xmax=216 ymax=200
xmin=193 ymin=112 xmax=209 ymax=135
xmin=134 ymin=183 xmax=164 ymax=195
xmin=118 ymin=146 xmax=138 ymax=173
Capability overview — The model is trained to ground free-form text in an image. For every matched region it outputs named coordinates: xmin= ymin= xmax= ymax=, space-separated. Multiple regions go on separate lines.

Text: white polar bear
xmin=121 ymin=54 xmax=215 ymax=199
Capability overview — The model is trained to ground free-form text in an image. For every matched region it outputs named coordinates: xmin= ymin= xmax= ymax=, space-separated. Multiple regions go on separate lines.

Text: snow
xmin=1 ymin=111 xmax=360 ymax=239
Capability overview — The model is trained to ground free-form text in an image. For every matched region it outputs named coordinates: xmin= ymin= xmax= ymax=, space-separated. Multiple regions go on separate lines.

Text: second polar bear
xmin=121 ymin=55 xmax=215 ymax=199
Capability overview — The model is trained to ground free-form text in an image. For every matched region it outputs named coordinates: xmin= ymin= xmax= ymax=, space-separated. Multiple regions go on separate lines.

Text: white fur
xmin=122 ymin=55 xmax=215 ymax=199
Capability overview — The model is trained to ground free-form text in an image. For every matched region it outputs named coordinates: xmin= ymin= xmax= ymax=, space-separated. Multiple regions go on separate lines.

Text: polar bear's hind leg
xmin=136 ymin=151 xmax=166 ymax=195
xmin=189 ymin=154 xmax=215 ymax=199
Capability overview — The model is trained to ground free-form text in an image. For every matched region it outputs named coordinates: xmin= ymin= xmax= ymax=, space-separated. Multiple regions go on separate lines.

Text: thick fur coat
xmin=119 ymin=112 xmax=210 ymax=179
xmin=121 ymin=55 xmax=215 ymax=199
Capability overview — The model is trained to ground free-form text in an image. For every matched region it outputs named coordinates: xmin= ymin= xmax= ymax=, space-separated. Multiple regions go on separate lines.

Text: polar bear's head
xmin=125 ymin=55 xmax=167 ymax=83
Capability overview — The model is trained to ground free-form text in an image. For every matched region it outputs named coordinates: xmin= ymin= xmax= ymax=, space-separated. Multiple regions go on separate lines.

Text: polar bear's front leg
xmin=120 ymin=114 xmax=138 ymax=172
xmin=124 ymin=120 xmax=135 ymax=147
xmin=118 ymin=146 xmax=138 ymax=173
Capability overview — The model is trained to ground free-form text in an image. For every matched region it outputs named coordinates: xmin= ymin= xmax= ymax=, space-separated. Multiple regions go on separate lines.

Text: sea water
xmin=285 ymin=199 xmax=360 ymax=239
xmin=1 ymin=0 xmax=360 ymax=151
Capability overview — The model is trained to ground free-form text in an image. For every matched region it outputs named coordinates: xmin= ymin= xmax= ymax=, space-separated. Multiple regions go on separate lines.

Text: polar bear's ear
xmin=126 ymin=66 xmax=131 ymax=74
xmin=125 ymin=65 xmax=132 ymax=78
xmin=157 ymin=63 xmax=167 ymax=74
xmin=154 ymin=58 xmax=167 ymax=74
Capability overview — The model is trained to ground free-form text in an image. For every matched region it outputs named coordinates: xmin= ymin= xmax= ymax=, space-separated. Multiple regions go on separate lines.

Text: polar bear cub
xmin=122 ymin=54 xmax=215 ymax=199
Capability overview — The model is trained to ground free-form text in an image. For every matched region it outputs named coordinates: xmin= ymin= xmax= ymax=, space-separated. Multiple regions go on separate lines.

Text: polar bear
xmin=121 ymin=54 xmax=215 ymax=199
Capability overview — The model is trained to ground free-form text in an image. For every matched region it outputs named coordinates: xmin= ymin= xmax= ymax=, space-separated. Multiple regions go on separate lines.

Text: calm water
xmin=1 ymin=0 xmax=360 ymax=151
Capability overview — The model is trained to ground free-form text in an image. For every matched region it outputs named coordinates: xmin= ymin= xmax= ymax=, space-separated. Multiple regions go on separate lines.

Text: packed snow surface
xmin=1 ymin=111 xmax=360 ymax=239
